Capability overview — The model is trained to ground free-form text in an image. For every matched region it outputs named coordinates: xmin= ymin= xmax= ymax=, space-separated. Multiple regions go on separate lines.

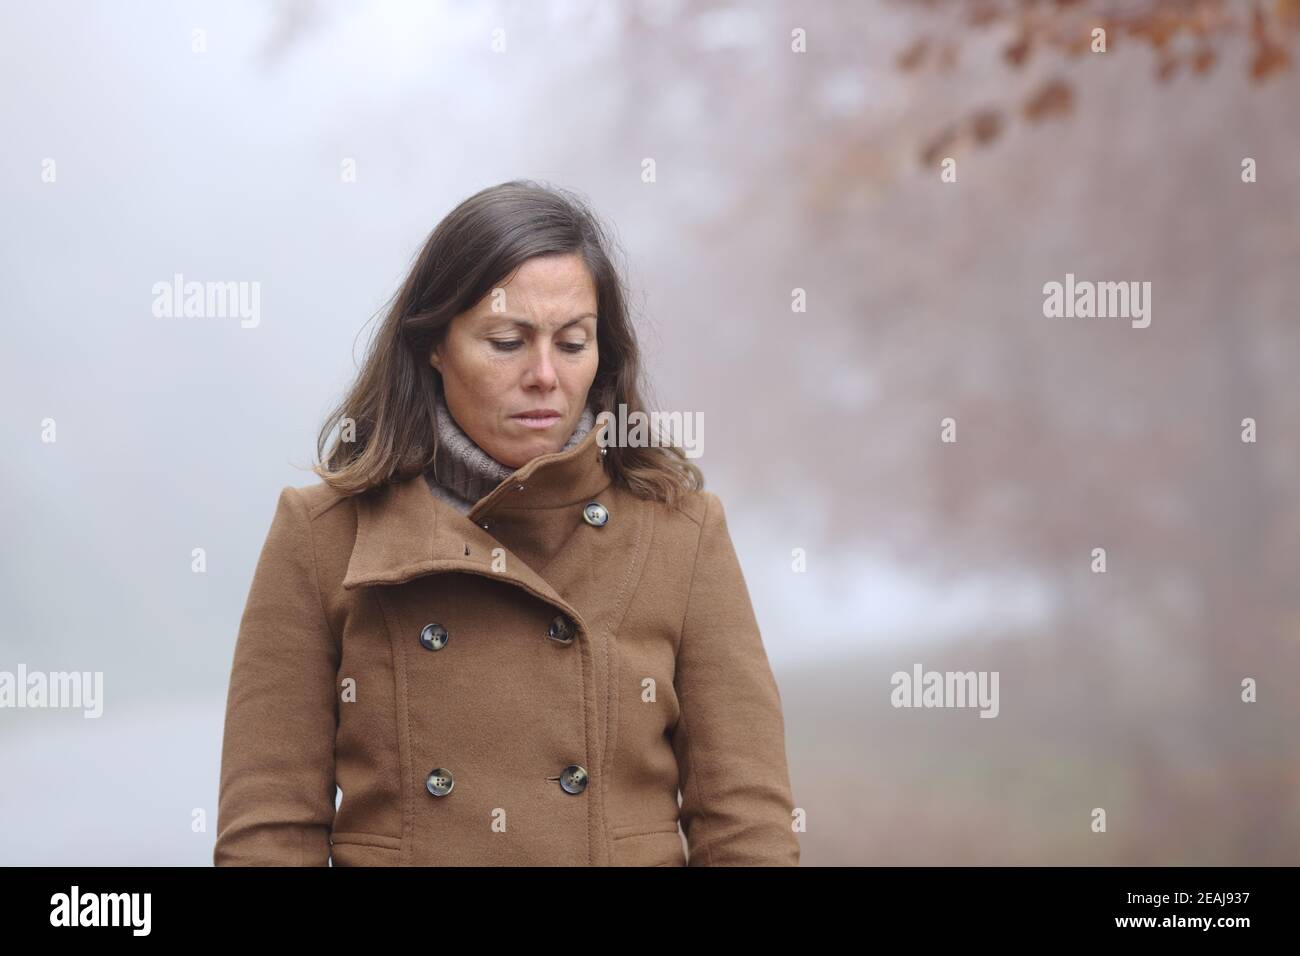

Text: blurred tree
xmin=900 ymin=0 xmax=1300 ymax=165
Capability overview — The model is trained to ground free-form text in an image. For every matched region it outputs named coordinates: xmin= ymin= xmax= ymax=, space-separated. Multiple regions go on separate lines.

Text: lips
xmin=512 ymin=409 xmax=562 ymax=429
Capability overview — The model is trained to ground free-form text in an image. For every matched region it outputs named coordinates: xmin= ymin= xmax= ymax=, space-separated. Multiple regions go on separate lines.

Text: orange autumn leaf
xmin=1004 ymin=33 xmax=1032 ymax=67
xmin=1251 ymin=40 xmax=1292 ymax=79
xmin=920 ymin=123 xmax=961 ymax=168
xmin=967 ymin=1 xmax=1001 ymax=28
xmin=970 ymin=109 xmax=1004 ymax=145
xmin=898 ymin=36 xmax=929 ymax=71
xmin=1022 ymin=78 xmax=1075 ymax=122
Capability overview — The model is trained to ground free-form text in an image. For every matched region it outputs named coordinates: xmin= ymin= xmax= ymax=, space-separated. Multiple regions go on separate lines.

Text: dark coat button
xmin=419 ymin=623 xmax=449 ymax=651
xmin=582 ymin=501 xmax=609 ymax=527
xmin=559 ymin=764 xmax=588 ymax=794
xmin=547 ymin=614 xmax=575 ymax=644
xmin=426 ymin=767 xmax=454 ymax=796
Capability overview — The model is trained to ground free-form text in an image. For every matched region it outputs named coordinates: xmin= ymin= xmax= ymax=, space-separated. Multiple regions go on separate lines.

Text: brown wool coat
xmin=214 ymin=426 xmax=799 ymax=866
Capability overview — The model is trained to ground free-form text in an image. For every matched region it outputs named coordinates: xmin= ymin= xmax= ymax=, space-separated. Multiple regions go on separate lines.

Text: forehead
xmin=471 ymin=255 xmax=597 ymax=325
xmin=498 ymin=255 xmax=594 ymax=300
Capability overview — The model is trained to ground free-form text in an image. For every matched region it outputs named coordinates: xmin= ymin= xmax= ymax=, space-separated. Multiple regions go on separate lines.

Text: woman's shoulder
xmin=282 ymin=477 xmax=353 ymax=518
xmin=614 ymin=484 xmax=728 ymax=535
xmin=265 ymin=478 xmax=360 ymax=549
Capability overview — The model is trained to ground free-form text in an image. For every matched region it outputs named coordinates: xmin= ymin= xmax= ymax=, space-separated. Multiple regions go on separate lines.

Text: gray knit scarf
xmin=424 ymin=389 xmax=596 ymax=515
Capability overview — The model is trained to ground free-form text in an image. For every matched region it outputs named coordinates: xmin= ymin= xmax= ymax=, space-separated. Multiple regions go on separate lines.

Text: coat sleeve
xmin=671 ymin=491 xmax=800 ymax=866
xmin=214 ymin=486 xmax=340 ymax=866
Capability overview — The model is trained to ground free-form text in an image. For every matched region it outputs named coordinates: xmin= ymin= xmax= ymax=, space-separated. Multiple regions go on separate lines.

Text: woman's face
xmin=430 ymin=253 xmax=600 ymax=469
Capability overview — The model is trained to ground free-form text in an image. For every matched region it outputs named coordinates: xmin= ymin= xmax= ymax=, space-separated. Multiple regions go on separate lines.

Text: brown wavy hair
xmin=313 ymin=179 xmax=704 ymax=507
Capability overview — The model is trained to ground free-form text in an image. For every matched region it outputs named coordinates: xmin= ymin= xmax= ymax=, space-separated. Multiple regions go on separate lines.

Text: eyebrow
xmin=484 ymin=313 xmax=596 ymax=331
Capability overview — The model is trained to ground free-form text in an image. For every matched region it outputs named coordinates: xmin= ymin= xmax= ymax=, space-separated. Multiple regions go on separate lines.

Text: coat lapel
xmin=341 ymin=427 xmax=613 ymax=620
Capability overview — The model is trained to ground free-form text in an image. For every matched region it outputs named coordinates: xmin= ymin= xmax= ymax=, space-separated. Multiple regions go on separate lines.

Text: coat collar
xmin=342 ymin=425 xmax=611 ymax=592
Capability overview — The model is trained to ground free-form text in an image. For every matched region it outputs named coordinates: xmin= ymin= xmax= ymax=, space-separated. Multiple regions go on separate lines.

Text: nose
xmin=522 ymin=345 xmax=558 ymax=391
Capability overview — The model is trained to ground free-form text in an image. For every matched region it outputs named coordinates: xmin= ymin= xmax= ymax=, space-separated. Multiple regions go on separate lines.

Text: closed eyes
xmin=490 ymin=340 xmax=588 ymax=353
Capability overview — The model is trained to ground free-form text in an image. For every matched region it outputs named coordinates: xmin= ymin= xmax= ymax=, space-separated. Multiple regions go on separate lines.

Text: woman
xmin=213 ymin=181 xmax=799 ymax=866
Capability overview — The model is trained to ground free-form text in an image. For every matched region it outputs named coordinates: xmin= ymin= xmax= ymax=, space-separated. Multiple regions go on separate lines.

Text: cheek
xmin=444 ymin=358 xmax=508 ymax=417
xmin=564 ymin=349 xmax=599 ymax=387
xmin=461 ymin=349 xmax=515 ymax=389
xmin=581 ymin=355 xmax=600 ymax=391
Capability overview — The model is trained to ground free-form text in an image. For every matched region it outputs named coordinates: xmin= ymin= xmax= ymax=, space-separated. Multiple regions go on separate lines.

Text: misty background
xmin=2 ymin=0 xmax=1298 ymax=865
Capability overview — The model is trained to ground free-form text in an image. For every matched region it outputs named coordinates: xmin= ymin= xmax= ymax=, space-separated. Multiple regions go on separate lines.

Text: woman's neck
xmin=424 ymin=390 xmax=595 ymax=514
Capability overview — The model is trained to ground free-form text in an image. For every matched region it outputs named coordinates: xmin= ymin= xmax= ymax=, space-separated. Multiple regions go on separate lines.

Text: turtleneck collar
xmin=425 ymin=388 xmax=596 ymax=514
